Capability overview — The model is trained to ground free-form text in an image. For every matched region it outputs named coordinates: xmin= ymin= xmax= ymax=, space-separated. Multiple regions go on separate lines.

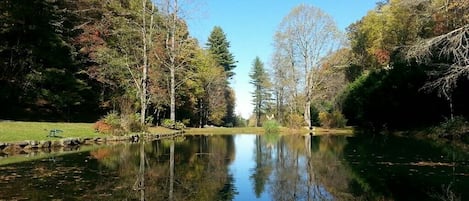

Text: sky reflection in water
xmin=0 ymin=134 xmax=467 ymax=201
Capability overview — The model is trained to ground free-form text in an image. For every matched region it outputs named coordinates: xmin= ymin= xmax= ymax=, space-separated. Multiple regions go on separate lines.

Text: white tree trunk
xmin=304 ymin=99 xmax=311 ymax=129
xmin=169 ymin=0 xmax=178 ymax=122
xmin=170 ymin=67 xmax=176 ymax=122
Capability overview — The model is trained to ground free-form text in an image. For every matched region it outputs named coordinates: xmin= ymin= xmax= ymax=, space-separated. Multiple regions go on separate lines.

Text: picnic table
xmin=47 ymin=129 xmax=63 ymax=137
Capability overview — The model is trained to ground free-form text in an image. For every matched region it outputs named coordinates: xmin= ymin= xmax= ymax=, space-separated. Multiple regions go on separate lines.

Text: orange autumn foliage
xmin=93 ymin=120 xmax=112 ymax=134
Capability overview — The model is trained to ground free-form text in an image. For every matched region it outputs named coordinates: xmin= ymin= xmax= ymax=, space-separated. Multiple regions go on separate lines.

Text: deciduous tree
xmin=273 ymin=4 xmax=341 ymax=128
xmin=153 ymin=0 xmax=197 ymax=123
xmin=191 ymin=48 xmax=227 ymax=126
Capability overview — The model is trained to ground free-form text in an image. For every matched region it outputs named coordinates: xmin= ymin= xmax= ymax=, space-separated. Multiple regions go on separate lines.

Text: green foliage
xmin=318 ymin=111 xmax=347 ymax=128
xmin=429 ymin=117 xmax=468 ymax=139
xmin=101 ymin=111 xmax=123 ymax=135
xmin=310 ymin=105 xmax=320 ymax=127
xmin=190 ymin=47 xmax=233 ymax=127
xmin=103 ymin=112 xmax=121 ymax=129
xmin=182 ymin=119 xmax=191 ymax=126
xmin=235 ymin=115 xmax=247 ymax=127
xmin=206 ymin=26 xmax=237 ymax=78
xmin=175 ymin=122 xmax=186 ymax=130
xmin=145 ymin=116 xmax=155 ymax=126
xmin=121 ymin=113 xmax=145 ymax=133
xmin=222 ymin=88 xmax=237 ymax=127
xmin=250 ymin=57 xmax=272 ymax=127
xmin=340 ymin=64 xmax=455 ymax=131
xmin=162 ymin=119 xmax=175 ymax=129
xmin=162 ymin=119 xmax=185 ymax=130
xmin=263 ymin=120 xmax=280 ymax=135
xmin=96 ymin=111 xmax=145 ymax=135
xmin=0 ymin=0 xmax=238 ymax=128
xmin=0 ymin=0 xmax=101 ymax=121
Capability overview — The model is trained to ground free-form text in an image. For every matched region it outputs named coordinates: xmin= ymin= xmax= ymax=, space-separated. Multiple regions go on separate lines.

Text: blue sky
xmin=186 ymin=0 xmax=380 ymax=119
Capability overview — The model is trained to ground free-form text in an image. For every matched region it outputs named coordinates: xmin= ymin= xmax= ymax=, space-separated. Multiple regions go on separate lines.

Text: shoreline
xmin=0 ymin=131 xmax=184 ymax=155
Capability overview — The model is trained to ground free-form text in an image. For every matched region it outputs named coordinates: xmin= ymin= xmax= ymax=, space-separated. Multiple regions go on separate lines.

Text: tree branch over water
xmin=405 ymin=25 xmax=469 ymax=95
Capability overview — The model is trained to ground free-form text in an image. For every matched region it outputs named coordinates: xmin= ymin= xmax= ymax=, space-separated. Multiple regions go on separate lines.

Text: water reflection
xmin=266 ymin=135 xmax=347 ymax=201
xmin=248 ymin=134 xmax=468 ymax=201
xmin=0 ymin=134 xmax=467 ymax=201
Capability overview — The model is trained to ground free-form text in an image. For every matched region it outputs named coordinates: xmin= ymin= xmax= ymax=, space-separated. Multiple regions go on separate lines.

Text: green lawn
xmin=0 ymin=121 xmax=354 ymax=142
xmin=183 ymin=126 xmax=354 ymax=135
xmin=184 ymin=127 xmax=265 ymax=135
xmin=0 ymin=121 xmax=105 ymax=142
xmin=147 ymin=126 xmax=181 ymax=134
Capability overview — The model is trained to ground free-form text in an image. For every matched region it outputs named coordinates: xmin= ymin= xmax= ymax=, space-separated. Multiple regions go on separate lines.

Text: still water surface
xmin=0 ymin=134 xmax=467 ymax=201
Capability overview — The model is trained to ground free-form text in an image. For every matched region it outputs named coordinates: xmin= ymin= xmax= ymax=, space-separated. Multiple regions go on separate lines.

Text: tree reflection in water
xmin=0 ymin=134 xmax=467 ymax=200
xmin=111 ymin=135 xmax=238 ymax=201
xmin=0 ymin=135 xmax=239 ymax=201
xmin=260 ymin=135 xmax=351 ymax=201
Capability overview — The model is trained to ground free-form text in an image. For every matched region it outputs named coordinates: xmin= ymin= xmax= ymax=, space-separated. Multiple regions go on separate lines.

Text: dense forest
xmin=250 ymin=0 xmax=468 ymax=136
xmin=0 ymin=0 xmax=241 ymax=129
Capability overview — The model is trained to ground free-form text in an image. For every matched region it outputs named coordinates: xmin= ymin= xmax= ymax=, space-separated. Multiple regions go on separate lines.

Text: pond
xmin=0 ymin=134 xmax=467 ymax=201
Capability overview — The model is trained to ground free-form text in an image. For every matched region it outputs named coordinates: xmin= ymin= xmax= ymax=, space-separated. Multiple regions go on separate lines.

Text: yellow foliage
xmin=319 ymin=111 xmax=347 ymax=128
xmin=286 ymin=113 xmax=305 ymax=129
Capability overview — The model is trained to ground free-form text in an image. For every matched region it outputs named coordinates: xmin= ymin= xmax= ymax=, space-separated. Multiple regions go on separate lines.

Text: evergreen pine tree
xmin=206 ymin=26 xmax=236 ymax=79
xmin=249 ymin=57 xmax=271 ymax=127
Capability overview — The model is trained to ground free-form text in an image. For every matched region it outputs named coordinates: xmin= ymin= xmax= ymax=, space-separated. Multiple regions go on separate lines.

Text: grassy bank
xmin=0 ymin=121 xmax=104 ymax=142
xmin=0 ymin=121 xmax=354 ymax=142
xmin=147 ymin=126 xmax=181 ymax=135
xmin=183 ymin=126 xmax=354 ymax=135
xmin=184 ymin=127 xmax=264 ymax=135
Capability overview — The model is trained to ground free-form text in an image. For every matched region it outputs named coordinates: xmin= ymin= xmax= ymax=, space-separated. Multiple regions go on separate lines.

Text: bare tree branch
xmin=405 ymin=25 xmax=469 ymax=95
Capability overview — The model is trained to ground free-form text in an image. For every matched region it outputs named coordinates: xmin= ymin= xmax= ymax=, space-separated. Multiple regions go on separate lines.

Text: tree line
xmin=250 ymin=0 xmax=468 ymax=133
xmin=0 ymin=0 xmax=241 ymax=129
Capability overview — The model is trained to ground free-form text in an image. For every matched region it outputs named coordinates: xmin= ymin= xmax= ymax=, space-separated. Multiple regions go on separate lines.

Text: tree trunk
xmin=169 ymin=0 xmax=178 ymax=122
xmin=304 ymin=99 xmax=311 ymax=129
xmin=304 ymin=71 xmax=312 ymax=129
xmin=256 ymin=101 xmax=261 ymax=127
xmin=170 ymin=67 xmax=176 ymax=122
xmin=140 ymin=0 xmax=148 ymax=125
xmin=447 ymin=95 xmax=454 ymax=120
xmin=156 ymin=109 xmax=160 ymax=127
xmin=199 ymin=99 xmax=203 ymax=128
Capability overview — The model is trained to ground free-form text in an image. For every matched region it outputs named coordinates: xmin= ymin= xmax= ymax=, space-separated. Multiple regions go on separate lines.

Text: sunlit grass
xmin=0 ymin=121 xmax=105 ymax=142
xmin=0 ymin=121 xmax=354 ymax=142
xmin=183 ymin=126 xmax=354 ymax=135
xmin=147 ymin=126 xmax=178 ymax=134
xmin=184 ymin=127 xmax=265 ymax=135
